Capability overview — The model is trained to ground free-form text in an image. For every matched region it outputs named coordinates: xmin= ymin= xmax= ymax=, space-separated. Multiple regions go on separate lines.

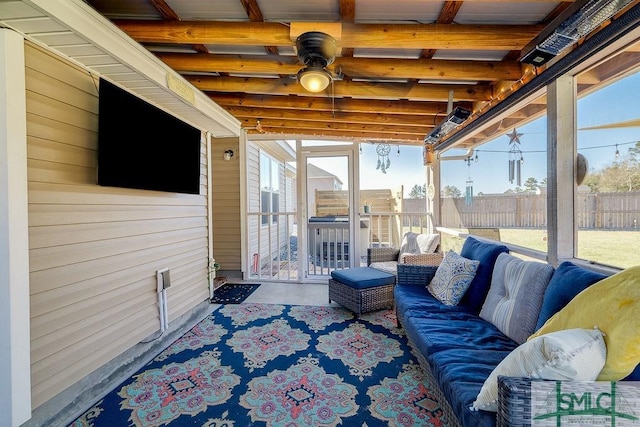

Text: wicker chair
xmin=366 ymin=232 xmax=443 ymax=275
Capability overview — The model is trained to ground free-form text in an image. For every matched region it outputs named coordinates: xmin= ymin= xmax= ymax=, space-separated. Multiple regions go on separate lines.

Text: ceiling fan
xmin=295 ymin=31 xmax=337 ymax=93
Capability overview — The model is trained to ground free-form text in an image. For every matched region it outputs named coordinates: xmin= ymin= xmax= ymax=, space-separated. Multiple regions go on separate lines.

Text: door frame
xmin=297 ymin=141 xmax=360 ymax=281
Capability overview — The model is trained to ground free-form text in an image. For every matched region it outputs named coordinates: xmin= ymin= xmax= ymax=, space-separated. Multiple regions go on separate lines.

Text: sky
xmin=301 ymin=70 xmax=640 ymax=197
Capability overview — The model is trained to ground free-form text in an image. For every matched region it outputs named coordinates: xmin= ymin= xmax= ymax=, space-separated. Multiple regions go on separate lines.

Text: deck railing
xmin=247 ymin=211 xmax=432 ymax=281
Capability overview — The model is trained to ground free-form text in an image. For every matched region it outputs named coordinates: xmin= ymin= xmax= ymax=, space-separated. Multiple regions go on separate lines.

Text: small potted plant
xmin=363 ymin=201 xmax=372 ymax=214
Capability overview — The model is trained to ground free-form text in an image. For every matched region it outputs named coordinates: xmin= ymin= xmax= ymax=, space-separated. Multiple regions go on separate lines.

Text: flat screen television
xmin=97 ymin=78 xmax=202 ymax=194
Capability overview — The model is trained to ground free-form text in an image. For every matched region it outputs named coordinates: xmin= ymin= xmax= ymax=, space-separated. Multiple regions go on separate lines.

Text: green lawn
xmin=441 ymin=228 xmax=640 ymax=269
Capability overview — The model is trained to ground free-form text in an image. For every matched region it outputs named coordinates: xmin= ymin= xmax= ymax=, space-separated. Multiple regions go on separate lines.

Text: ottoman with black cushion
xmin=329 ymin=267 xmax=396 ymax=316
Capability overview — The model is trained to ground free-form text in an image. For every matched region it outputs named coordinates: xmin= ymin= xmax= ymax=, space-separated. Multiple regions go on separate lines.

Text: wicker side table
xmin=329 ymin=267 xmax=396 ymax=316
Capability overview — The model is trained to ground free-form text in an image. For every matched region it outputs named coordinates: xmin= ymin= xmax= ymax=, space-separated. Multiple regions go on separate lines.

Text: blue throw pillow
xmin=624 ymin=363 xmax=640 ymax=381
xmin=459 ymin=237 xmax=509 ymax=314
xmin=534 ymin=261 xmax=608 ymax=331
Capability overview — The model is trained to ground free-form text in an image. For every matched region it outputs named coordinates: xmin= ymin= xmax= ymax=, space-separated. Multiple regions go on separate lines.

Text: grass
xmin=440 ymin=228 xmax=640 ymax=269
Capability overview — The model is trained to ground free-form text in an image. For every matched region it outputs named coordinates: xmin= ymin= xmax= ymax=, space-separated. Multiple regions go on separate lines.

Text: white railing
xmin=306 ymin=221 xmax=350 ymax=276
xmin=247 ymin=211 xmax=434 ymax=281
xmin=247 ymin=211 xmax=297 ymax=281
xmin=361 ymin=211 xmax=430 ymax=248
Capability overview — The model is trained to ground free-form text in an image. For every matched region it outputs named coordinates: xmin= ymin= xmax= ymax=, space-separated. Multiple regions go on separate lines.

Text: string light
xmin=615 ymin=144 xmax=620 ymax=158
xmin=472 ymin=140 xmax=637 ymax=156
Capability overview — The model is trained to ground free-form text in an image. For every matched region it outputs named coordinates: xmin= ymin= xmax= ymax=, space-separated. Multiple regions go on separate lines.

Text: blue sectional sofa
xmin=394 ymin=236 xmax=640 ymax=427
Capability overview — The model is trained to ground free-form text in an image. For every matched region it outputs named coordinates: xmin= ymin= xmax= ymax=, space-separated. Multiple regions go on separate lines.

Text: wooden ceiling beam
xmin=208 ymin=93 xmax=467 ymax=115
xmin=239 ymin=0 xmax=279 ymax=56
xmin=227 ymin=106 xmax=436 ymax=127
xmin=188 ymin=76 xmax=492 ymax=101
xmin=156 ymin=53 xmax=522 ymax=81
xmin=248 ymin=127 xmax=424 ymax=142
xmin=113 ymin=21 xmax=542 ymax=50
xmin=239 ymin=117 xmax=429 ymax=135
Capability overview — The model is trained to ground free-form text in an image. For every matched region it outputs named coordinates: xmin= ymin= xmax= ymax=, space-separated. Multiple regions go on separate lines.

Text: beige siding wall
xmin=25 ymin=44 xmax=209 ymax=408
xmin=211 ymin=137 xmax=241 ymax=271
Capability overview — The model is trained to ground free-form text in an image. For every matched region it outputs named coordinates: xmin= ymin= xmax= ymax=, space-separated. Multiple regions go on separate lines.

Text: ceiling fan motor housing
xmin=296 ymin=31 xmax=337 ymax=68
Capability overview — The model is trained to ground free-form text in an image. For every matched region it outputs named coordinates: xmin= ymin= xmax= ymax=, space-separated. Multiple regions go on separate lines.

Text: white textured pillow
xmin=471 ymin=327 xmax=606 ymax=412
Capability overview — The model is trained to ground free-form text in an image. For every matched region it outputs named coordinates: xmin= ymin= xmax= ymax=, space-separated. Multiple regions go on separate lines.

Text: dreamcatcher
xmin=507 ymin=128 xmax=524 ymax=186
xmin=376 ymin=143 xmax=391 ymax=173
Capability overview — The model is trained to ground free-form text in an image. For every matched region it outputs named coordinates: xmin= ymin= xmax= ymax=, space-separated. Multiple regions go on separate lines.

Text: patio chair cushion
xmin=480 ymin=253 xmax=554 ymax=345
xmin=330 ymin=267 xmax=395 ymax=290
xmin=397 ymin=232 xmax=440 ymax=262
xmin=428 ymin=250 xmax=480 ymax=306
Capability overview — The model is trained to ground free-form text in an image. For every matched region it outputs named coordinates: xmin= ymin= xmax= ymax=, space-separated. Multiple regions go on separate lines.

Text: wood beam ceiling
xmin=156 ymin=53 xmax=523 ymax=82
xmin=113 ymin=21 xmax=542 ymax=51
xmin=99 ymin=2 xmax=578 ymax=144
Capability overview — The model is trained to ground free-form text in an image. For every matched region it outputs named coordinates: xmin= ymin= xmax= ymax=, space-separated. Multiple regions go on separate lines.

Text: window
xmin=439 ymin=99 xmax=548 ymax=254
xmin=260 ymin=151 xmax=280 ymax=225
xmin=576 ymin=46 xmax=640 ymax=269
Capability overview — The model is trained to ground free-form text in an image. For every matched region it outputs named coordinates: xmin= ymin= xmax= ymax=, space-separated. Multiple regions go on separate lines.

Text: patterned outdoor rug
xmin=69 ymin=304 xmax=451 ymax=426
xmin=210 ymin=283 xmax=260 ymax=304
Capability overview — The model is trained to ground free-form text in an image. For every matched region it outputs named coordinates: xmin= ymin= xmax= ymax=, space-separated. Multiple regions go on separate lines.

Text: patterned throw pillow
xmin=427 ymin=250 xmax=480 ymax=306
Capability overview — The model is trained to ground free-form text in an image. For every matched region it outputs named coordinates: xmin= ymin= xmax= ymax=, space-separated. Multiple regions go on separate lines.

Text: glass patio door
xmin=298 ymin=143 xmax=359 ymax=279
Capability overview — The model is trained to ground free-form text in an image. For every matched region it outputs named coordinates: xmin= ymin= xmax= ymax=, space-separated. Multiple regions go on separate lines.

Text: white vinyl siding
xmin=25 ymin=43 xmax=209 ymax=408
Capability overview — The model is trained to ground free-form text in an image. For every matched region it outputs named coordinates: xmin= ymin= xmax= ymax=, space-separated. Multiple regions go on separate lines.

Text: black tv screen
xmin=97 ymin=78 xmax=202 ymax=194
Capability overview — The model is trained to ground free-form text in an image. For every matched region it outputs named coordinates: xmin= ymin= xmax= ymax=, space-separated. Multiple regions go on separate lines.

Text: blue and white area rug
xmin=69 ymin=304 xmax=450 ymax=426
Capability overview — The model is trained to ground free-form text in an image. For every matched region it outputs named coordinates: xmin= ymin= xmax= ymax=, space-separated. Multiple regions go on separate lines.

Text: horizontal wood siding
xmin=25 ymin=44 xmax=209 ymax=408
xmin=211 ymin=137 xmax=241 ymax=270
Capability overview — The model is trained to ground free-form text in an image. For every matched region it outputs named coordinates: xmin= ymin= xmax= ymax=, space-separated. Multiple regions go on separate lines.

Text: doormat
xmin=210 ymin=283 xmax=261 ymax=304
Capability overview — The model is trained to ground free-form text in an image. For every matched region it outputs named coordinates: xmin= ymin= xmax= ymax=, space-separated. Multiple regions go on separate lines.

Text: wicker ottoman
xmin=329 ymin=267 xmax=396 ymax=316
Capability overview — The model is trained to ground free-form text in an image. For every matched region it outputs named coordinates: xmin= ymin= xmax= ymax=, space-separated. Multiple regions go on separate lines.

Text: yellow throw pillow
xmin=530 ymin=265 xmax=640 ymax=380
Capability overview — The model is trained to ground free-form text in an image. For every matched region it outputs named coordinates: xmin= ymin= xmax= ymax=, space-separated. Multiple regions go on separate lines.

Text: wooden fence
xmin=437 ymin=191 xmax=640 ymax=230
xmin=315 ymin=190 xmax=640 ymax=232
xmin=315 ymin=188 xmax=403 ymax=245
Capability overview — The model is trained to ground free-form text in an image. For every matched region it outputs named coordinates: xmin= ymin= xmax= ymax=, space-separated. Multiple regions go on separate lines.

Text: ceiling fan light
xmin=298 ymin=67 xmax=332 ymax=92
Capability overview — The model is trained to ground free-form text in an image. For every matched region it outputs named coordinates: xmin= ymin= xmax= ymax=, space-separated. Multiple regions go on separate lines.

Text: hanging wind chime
xmin=376 ymin=142 xmax=391 ymax=173
xmin=507 ymin=128 xmax=524 ymax=186
xmin=465 ymin=156 xmax=474 ymax=207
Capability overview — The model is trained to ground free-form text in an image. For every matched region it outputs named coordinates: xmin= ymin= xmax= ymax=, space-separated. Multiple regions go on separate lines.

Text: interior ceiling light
xmin=424 ymin=106 xmax=472 ymax=144
xmin=296 ymin=32 xmax=337 ymax=93
xmin=520 ymin=0 xmax=634 ymax=66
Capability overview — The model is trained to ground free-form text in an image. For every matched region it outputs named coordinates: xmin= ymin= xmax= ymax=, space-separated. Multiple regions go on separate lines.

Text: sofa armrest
xmin=497 ymin=376 xmax=640 ymax=426
xmin=367 ymin=247 xmax=400 ymax=265
xmin=397 ymin=264 xmax=438 ymax=287
xmin=400 ymin=252 xmax=443 ymax=266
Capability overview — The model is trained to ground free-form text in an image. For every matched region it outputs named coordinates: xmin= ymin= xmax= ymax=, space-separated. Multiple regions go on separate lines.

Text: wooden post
xmin=547 ymin=75 xmax=577 ymax=265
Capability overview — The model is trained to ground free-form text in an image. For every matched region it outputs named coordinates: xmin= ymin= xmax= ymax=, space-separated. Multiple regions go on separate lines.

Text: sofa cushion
xmin=399 ymin=298 xmax=517 ymax=427
xmin=472 ymin=327 xmax=606 ymax=412
xmin=330 ymin=267 xmax=395 ymax=289
xmin=428 ymin=250 xmax=480 ymax=306
xmin=480 ymin=253 xmax=554 ymax=344
xmin=531 ymin=265 xmax=640 ymax=381
xmin=428 ymin=347 xmax=514 ymax=427
xmin=394 ymin=280 xmax=476 ymax=329
xmin=535 ymin=261 xmax=607 ymax=331
xmin=459 ymin=237 xmax=509 ymax=314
